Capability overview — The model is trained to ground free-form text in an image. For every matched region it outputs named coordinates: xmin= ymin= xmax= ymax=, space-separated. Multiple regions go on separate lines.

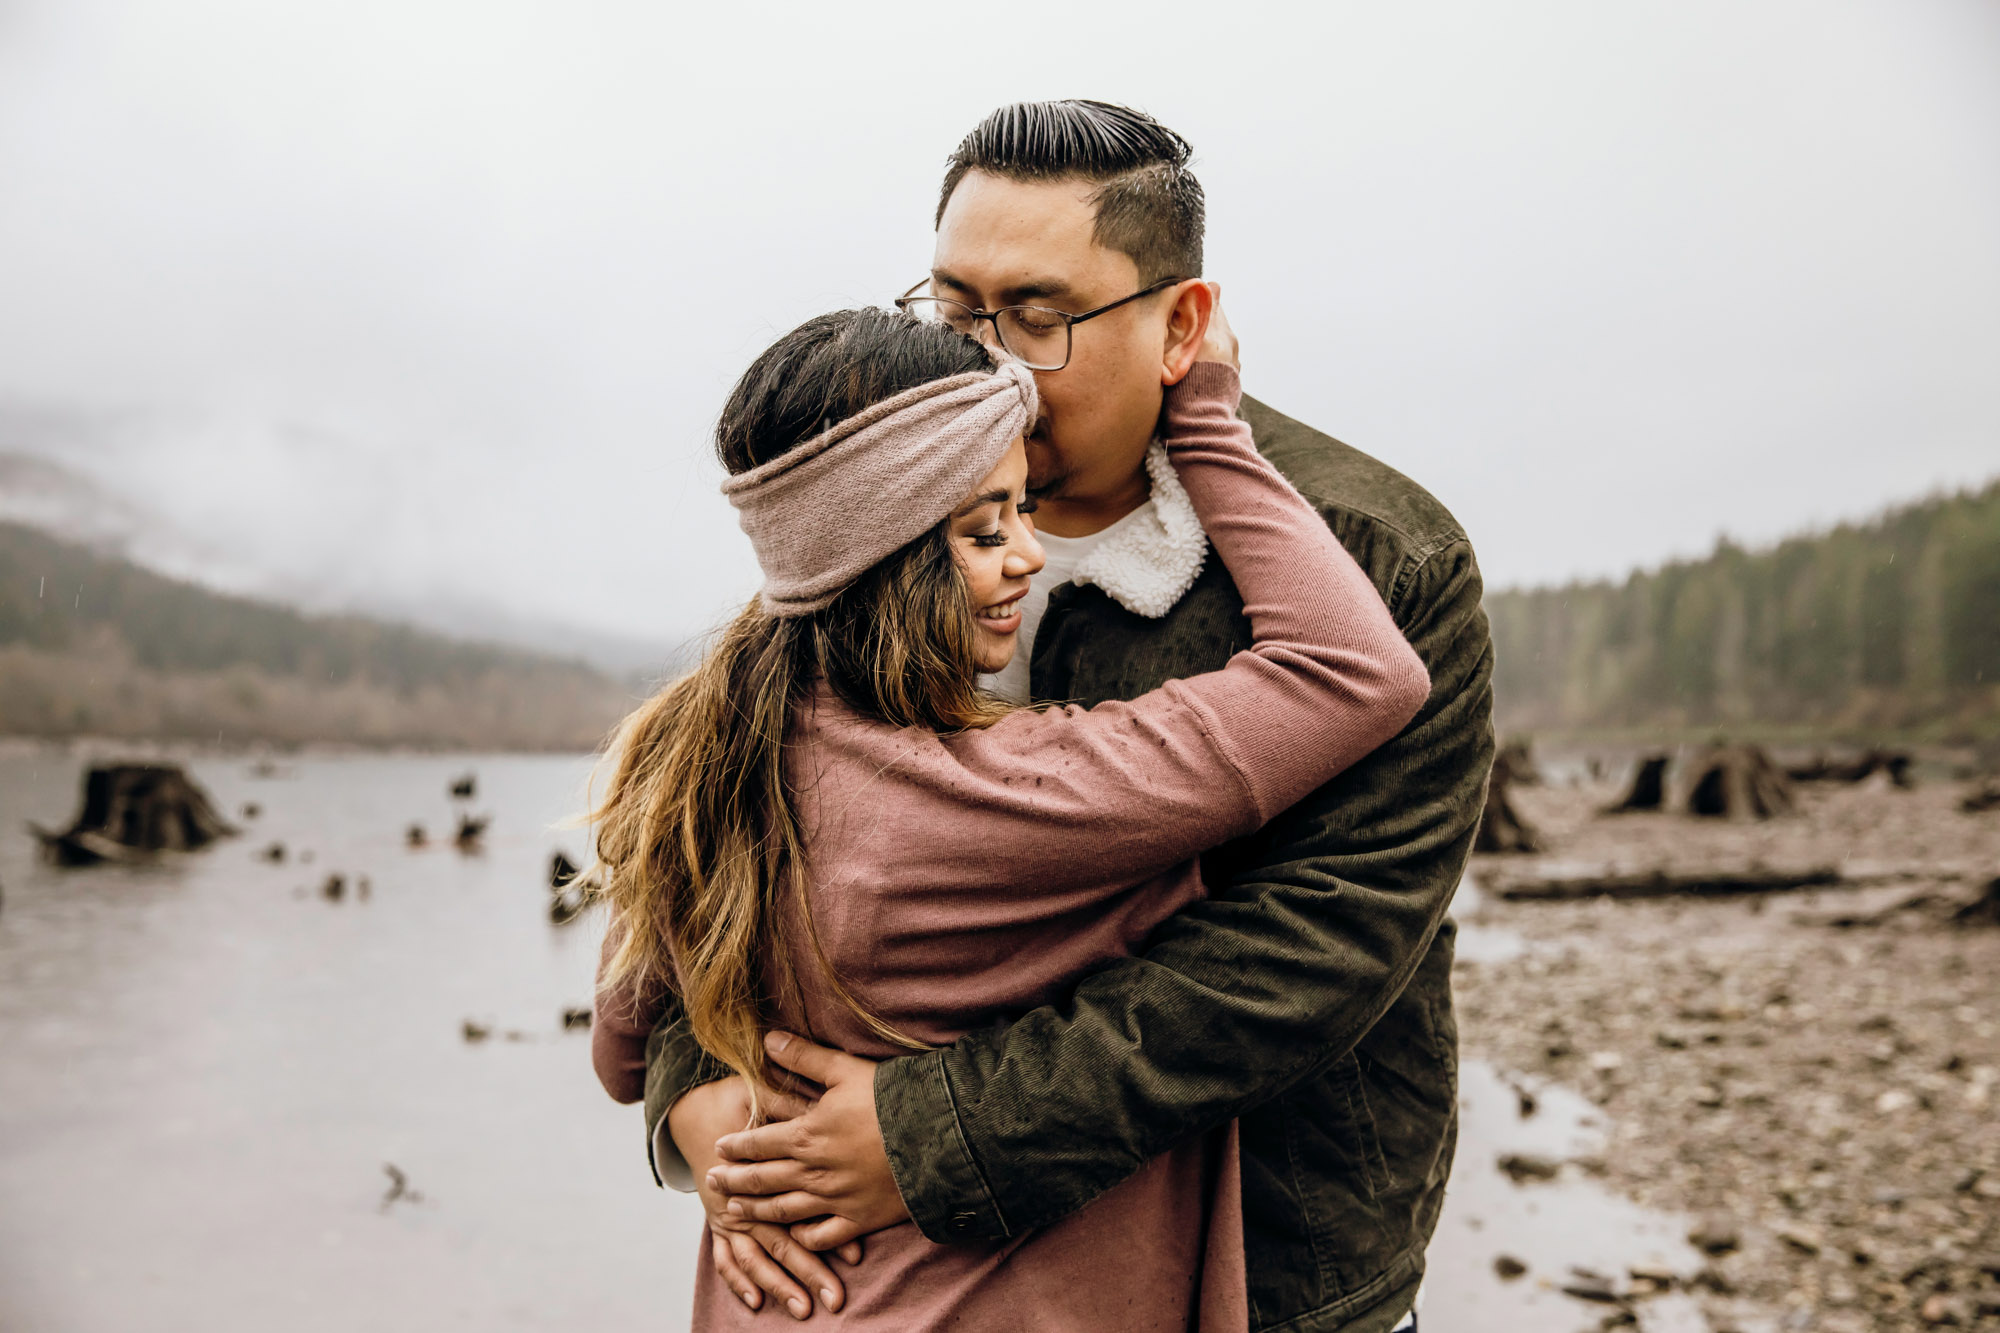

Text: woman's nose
xmin=1007 ymin=529 xmax=1046 ymax=578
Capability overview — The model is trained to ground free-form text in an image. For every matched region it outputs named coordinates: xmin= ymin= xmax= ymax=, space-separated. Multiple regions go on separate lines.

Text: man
xmin=640 ymin=100 xmax=1492 ymax=1333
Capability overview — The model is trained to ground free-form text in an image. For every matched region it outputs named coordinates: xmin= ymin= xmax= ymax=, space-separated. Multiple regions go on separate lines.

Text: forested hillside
xmin=0 ymin=521 xmax=640 ymax=748
xmin=1487 ymin=479 xmax=2000 ymax=740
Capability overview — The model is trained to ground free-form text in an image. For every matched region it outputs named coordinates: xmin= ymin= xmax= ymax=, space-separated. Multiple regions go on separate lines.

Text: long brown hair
xmin=592 ymin=309 xmax=1012 ymax=1111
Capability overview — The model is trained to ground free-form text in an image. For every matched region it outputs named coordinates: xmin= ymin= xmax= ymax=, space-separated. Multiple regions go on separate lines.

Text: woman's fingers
xmin=747 ymin=1222 xmax=846 ymax=1314
xmin=710 ymin=1233 xmax=764 ymax=1310
xmin=706 ymin=1158 xmax=817 ymax=1198
xmin=721 ymin=1227 xmax=828 ymax=1319
xmin=727 ymin=1189 xmax=833 ymax=1226
xmin=796 ymin=1215 xmax=871 ymax=1253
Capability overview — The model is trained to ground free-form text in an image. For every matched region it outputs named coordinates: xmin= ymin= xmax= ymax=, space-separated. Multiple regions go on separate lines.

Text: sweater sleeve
xmin=914 ymin=362 xmax=1430 ymax=892
xmin=590 ymin=915 xmax=658 ymax=1105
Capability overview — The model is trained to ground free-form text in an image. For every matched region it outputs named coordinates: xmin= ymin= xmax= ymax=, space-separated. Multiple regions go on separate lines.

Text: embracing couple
xmin=591 ymin=100 xmax=1494 ymax=1333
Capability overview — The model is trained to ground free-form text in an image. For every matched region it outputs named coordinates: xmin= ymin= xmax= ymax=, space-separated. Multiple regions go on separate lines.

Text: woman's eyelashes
xmin=968 ymin=496 xmax=1033 ymax=547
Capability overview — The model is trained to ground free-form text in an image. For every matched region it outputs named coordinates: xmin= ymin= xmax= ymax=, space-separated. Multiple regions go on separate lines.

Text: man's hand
xmin=1199 ymin=282 xmax=1240 ymax=370
xmin=670 ymin=1075 xmax=860 ymax=1319
xmin=707 ymin=1031 xmax=911 ymax=1251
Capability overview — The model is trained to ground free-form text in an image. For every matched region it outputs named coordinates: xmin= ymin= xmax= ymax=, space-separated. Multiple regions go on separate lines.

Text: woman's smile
xmin=976 ymin=588 xmax=1029 ymax=634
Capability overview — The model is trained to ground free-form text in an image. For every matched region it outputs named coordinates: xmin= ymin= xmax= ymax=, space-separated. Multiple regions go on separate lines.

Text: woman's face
xmin=948 ymin=437 xmax=1046 ymax=673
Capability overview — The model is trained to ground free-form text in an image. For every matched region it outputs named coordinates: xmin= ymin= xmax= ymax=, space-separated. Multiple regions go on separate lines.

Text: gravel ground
xmin=1454 ymin=773 xmax=2000 ymax=1332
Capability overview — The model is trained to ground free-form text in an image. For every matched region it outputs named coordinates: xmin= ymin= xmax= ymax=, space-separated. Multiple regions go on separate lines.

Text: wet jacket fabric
xmin=641 ymin=393 xmax=1496 ymax=1333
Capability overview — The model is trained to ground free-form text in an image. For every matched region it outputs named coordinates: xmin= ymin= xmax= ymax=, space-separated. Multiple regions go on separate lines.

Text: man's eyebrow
xmin=952 ymin=488 xmax=1012 ymax=518
xmin=931 ymin=269 xmax=1079 ymax=305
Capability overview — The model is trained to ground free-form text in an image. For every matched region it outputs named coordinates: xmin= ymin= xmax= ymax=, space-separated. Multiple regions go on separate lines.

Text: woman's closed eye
xmin=970 ymin=529 xmax=1009 ymax=548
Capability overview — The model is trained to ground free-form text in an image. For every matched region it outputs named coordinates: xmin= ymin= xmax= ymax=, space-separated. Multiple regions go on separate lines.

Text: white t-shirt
xmin=981 ymin=500 xmax=1159 ymax=705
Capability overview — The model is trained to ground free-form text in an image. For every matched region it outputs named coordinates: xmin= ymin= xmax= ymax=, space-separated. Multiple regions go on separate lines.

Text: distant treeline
xmin=0 ymin=521 xmax=639 ymax=749
xmin=1487 ymin=479 xmax=2000 ymax=741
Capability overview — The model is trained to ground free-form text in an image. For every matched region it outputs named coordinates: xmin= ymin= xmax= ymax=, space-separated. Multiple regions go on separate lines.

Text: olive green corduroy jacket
xmin=642 ymin=394 xmax=1495 ymax=1333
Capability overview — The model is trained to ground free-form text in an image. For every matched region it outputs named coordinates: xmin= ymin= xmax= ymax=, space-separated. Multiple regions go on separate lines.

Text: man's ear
xmin=1160 ymin=280 xmax=1214 ymax=386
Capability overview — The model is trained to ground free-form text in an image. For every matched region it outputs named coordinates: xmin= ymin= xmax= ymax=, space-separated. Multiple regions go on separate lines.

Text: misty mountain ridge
xmin=0 ymin=402 xmax=689 ymax=677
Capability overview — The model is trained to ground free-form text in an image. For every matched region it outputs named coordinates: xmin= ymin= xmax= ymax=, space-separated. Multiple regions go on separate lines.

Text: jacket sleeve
xmin=872 ymin=532 xmax=1495 ymax=1241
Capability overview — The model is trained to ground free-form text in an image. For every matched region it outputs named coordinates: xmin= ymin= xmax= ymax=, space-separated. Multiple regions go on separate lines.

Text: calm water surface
xmin=0 ymin=746 xmax=1702 ymax=1332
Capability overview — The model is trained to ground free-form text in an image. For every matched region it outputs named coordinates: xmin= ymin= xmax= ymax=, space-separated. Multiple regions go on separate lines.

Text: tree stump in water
xmin=1685 ymin=743 xmax=1795 ymax=819
xmin=1475 ymin=761 xmax=1543 ymax=854
xmin=32 ymin=764 xmax=238 ymax=866
xmin=1606 ymin=754 xmax=1671 ymax=813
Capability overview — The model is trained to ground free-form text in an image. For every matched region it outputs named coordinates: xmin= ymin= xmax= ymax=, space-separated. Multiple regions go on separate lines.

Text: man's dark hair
xmin=937 ymin=100 xmax=1204 ymax=283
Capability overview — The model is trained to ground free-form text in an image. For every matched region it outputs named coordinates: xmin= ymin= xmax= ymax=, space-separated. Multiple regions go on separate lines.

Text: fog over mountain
xmin=1 ymin=1 xmax=1996 ymax=654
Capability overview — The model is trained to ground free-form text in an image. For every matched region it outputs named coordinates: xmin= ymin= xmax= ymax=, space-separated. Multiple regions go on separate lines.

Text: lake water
xmin=0 ymin=746 xmax=1706 ymax=1332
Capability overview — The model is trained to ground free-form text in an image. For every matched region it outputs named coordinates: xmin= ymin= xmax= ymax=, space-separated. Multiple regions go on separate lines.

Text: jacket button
xmin=950 ymin=1211 xmax=976 ymax=1232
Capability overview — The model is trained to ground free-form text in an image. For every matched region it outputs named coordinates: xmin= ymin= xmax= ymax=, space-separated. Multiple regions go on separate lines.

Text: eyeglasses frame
xmin=893 ymin=275 xmax=1190 ymax=371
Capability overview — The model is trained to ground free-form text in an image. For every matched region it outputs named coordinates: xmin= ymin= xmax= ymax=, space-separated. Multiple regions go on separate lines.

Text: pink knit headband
xmin=722 ymin=358 xmax=1039 ymax=617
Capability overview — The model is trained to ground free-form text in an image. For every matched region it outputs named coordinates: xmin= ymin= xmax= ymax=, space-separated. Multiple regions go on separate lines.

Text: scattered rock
xmin=406 ymin=824 xmax=428 ymax=850
xmin=240 ymin=802 xmax=261 ymax=820
xmin=1492 ymin=1253 xmax=1528 ymax=1280
xmin=1687 ymin=1215 xmax=1741 ymax=1255
xmin=461 ymin=1020 xmax=490 ymax=1043
xmin=1497 ymin=1151 xmax=1562 ymax=1183
xmin=320 ymin=874 xmax=345 ymax=902
xmin=261 ymin=842 xmax=286 ymax=863
xmin=449 ymin=774 xmax=476 ymax=799
xmin=561 ymin=1007 xmax=592 ymax=1030
xmin=1920 ymin=1291 xmax=1966 ymax=1325
xmin=1773 ymin=1223 xmax=1823 ymax=1255
xmin=1560 ymin=1266 xmax=1624 ymax=1303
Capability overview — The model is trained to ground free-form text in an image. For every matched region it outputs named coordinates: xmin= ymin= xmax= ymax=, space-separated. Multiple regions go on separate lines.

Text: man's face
xmin=930 ymin=171 xmax=1176 ymax=527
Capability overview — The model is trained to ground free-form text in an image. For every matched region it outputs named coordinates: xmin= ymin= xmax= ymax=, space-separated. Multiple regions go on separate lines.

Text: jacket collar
xmin=1067 ymin=440 xmax=1209 ymax=619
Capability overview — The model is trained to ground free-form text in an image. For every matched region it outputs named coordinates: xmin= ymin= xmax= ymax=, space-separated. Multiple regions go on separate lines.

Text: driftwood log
xmin=1606 ymin=754 xmax=1671 ymax=813
xmin=1787 ymin=749 xmax=1914 ymax=788
xmin=31 ymin=764 xmax=238 ymax=866
xmin=1686 ymin=744 xmax=1795 ymax=819
xmin=1485 ymin=864 xmax=1842 ymax=902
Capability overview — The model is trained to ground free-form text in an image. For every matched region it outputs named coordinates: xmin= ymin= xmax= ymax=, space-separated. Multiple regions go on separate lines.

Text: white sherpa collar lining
xmin=1068 ymin=440 xmax=1209 ymax=619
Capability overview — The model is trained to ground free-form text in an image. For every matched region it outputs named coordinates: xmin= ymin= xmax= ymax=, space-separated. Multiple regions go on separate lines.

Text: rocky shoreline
xmin=1453 ymin=776 xmax=2000 ymax=1332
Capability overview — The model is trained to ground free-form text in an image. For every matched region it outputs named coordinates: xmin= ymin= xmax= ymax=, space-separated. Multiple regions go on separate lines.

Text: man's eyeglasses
xmin=894 ymin=276 xmax=1187 ymax=371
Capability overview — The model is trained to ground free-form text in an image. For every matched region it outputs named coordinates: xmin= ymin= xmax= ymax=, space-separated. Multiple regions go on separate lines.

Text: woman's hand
xmin=671 ymin=1075 xmax=861 ymax=1319
xmin=1198 ymin=282 xmax=1240 ymax=370
xmin=706 ymin=1031 xmax=911 ymax=1251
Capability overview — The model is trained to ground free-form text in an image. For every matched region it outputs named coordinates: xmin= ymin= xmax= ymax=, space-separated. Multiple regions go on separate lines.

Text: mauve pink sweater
xmin=594 ymin=362 xmax=1431 ymax=1332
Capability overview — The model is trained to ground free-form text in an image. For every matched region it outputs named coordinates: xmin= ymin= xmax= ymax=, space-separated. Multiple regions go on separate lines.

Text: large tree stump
xmin=1606 ymin=754 xmax=1671 ymax=813
xmin=1494 ymin=738 xmax=1542 ymax=787
xmin=1475 ymin=760 xmax=1544 ymax=854
xmin=31 ymin=764 xmax=238 ymax=866
xmin=1685 ymin=743 xmax=1795 ymax=819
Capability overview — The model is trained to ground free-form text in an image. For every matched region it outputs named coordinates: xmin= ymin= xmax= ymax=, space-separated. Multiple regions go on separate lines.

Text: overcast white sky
xmin=1 ymin=0 xmax=1996 ymax=652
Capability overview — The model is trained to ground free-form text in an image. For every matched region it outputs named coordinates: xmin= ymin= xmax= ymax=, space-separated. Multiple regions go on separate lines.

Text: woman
xmin=590 ymin=306 xmax=1429 ymax=1331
